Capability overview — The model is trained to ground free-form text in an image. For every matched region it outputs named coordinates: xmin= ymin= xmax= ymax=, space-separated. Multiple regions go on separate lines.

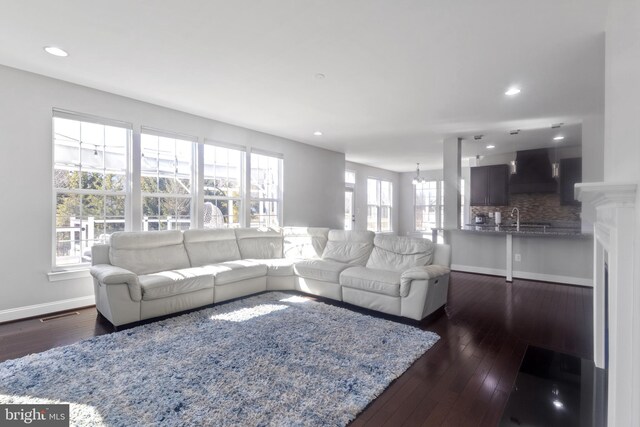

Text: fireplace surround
xmin=576 ymin=182 xmax=638 ymax=427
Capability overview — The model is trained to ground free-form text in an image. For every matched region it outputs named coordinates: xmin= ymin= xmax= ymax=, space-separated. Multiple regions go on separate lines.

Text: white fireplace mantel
xmin=575 ymin=182 xmax=637 ymax=209
xmin=575 ymin=181 xmax=638 ymax=427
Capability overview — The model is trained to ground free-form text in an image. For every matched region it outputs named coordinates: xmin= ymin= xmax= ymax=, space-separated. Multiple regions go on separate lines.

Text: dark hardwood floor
xmin=0 ymin=272 xmax=592 ymax=426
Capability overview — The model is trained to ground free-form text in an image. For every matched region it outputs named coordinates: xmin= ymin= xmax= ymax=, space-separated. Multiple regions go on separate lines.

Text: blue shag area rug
xmin=0 ymin=292 xmax=439 ymax=426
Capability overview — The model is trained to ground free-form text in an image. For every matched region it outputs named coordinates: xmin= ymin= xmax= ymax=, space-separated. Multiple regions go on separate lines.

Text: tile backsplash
xmin=470 ymin=193 xmax=580 ymax=223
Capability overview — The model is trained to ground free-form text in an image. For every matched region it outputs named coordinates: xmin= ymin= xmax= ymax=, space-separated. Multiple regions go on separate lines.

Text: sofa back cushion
xmin=235 ymin=228 xmax=283 ymax=259
xmin=183 ymin=229 xmax=241 ymax=267
xmin=321 ymin=230 xmax=374 ymax=265
xmin=109 ymin=230 xmax=190 ymax=275
xmin=366 ymin=235 xmax=434 ymax=272
xmin=283 ymin=227 xmax=330 ymax=259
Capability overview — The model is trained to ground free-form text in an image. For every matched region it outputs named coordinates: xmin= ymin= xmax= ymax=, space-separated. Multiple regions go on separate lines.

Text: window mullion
xmin=53 ymin=113 xmax=132 ymax=269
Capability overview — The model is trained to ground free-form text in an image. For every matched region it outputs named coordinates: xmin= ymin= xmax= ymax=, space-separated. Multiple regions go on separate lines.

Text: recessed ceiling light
xmin=552 ymin=399 xmax=564 ymax=409
xmin=553 ymin=136 xmax=565 ymax=141
xmin=44 ymin=46 xmax=68 ymax=57
xmin=505 ymin=87 xmax=521 ymax=96
xmin=313 ymin=131 xmax=323 ymax=136
xmin=314 ymin=73 xmax=325 ymax=80
xmin=486 ymin=144 xmax=495 ymax=149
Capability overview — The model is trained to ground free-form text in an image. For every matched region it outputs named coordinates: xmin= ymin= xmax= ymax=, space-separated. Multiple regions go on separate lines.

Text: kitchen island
xmin=444 ymin=225 xmax=593 ymax=286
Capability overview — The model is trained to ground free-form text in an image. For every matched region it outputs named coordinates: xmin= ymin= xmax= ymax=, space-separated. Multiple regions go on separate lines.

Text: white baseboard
xmin=0 ymin=295 xmax=96 ymax=324
xmin=451 ymin=264 xmax=593 ymax=287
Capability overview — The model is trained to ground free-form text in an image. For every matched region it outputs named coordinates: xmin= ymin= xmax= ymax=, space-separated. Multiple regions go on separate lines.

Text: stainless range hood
xmin=509 ymin=148 xmax=558 ymax=193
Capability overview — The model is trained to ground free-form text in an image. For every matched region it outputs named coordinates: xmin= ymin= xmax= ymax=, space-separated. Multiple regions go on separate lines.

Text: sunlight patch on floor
xmin=279 ymin=295 xmax=310 ymax=304
xmin=210 ymin=304 xmax=288 ymax=322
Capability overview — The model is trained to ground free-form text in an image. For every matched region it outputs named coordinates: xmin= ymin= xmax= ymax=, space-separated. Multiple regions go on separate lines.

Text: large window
xmin=140 ymin=130 xmax=195 ymax=231
xmin=250 ymin=152 xmax=282 ymax=228
xmin=53 ymin=112 xmax=130 ymax=267
xmin=415 ymin=179 xmax=464 ymax=242
xmin=367 ymin=178 xmax=392 ymax=232
xmin=414 ymin=180 xmax=441 ymax=232
xmin=52 ymin=112 xmax=285 ymax=270
xmin=203 ymin=143 xmax=244 ymax=228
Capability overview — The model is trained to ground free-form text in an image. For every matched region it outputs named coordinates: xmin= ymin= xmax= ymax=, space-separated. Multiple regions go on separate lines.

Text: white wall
xmin=604 ymin=0 xmax=640 ymax=183
xmin=0 ymin=65 xmax=344 ymax=319
xmin=345 ymin=161 xmax=400 ymax=233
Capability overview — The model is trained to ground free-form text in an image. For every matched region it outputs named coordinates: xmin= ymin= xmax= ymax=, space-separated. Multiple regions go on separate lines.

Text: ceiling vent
xmin=510 ymin=129 xmax=521 ymax=135
xmin=551 ymin=123 xmax=564 ymax=129
xmin=473 ymin=135 xmax=483 ymax=140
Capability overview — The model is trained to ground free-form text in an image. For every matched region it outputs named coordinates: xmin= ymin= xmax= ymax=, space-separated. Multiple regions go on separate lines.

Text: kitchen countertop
xmin=455 ymin=224 xmax=590 ymax=238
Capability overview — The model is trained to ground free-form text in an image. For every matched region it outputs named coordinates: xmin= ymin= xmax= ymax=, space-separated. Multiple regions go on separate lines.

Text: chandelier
xmin=412 ymin=163 xmax=425 ymax=185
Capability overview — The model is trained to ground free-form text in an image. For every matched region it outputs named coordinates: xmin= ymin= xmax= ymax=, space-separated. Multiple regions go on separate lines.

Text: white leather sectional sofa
xmin=90 ymin=227 xmax=451 ymax=327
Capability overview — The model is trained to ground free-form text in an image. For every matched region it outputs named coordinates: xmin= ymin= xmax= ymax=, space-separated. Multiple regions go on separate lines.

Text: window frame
xmin=367 ymin=177 xmax=393 ymax=233
xmin=139 ymin=127 xmax=197 ymax=232
xmin=202 ymin=140 xmax=246 ymax=228
xmin=51 ymin=109 xmax=133 ymax=270
xmin=248 ymin=149 xmax=283 ymax=228
xmin=50 ymin=111 xmax=287 ymax=272
xmin=413 ymin=180 xmax=443 ymax=233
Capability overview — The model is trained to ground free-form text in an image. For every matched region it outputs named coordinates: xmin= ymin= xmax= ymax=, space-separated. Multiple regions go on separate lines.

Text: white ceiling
xmin=0 ymin=0 xmax=607 ymax=172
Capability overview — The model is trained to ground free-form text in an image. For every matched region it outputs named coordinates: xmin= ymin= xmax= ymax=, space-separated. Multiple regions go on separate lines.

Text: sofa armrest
xmin=90 ymin=264 xmax=142 ymax=302
xmin=400 ymin=265 xmax=451 ymax=297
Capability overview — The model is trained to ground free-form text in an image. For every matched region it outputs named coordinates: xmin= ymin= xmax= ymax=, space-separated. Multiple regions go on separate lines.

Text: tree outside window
xmin=140 ymin=131 xmax=194 ymax=231
xmin=53 ymin=114 xmax=129 ymax=267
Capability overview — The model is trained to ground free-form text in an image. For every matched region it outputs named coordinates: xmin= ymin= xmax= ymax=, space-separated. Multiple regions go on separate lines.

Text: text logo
xmin=1 ymin=404 xmax=69 ymax=426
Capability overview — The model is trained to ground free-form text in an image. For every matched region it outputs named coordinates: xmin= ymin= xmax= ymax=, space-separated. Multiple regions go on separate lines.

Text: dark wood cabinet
xmin=470 ymin=164 xmax=509 ymax=206
xmin=560 ymin=157 xmax=582 ymax=206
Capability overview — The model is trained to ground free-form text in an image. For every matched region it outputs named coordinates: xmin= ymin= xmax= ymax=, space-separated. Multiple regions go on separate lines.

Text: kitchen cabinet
xmin=560 ymin=157 xmax=582 ymax=206
xmin=470 ymin=164 xmax=509 ymax=206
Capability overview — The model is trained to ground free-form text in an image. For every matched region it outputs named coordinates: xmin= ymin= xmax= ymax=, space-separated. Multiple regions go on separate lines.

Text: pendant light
xmin=552 ymin=139 xmax=560 ymax=179
xmin=412 ymin=163 xmax=425 ymax=185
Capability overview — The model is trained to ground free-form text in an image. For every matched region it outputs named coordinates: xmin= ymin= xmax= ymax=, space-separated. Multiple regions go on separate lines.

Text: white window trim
xmin=51 ymin=110 xmax=133 ymax=271
xmin=345 ymin=169 xmax=356 ymax=188
xmin=139 ymin=127 xmax=198 ymax=231
xmin=202 ymin=139 xmax=247 ymax=228
xmin=367 ymin=177 xmax=393 ymax=233
xmin=414 ymin=180 xmax=444 ymax=233
xmin=248 ymin=148 xmax=284 ymax=228
xmin=50 ymin=112 xmax=287 ymax=273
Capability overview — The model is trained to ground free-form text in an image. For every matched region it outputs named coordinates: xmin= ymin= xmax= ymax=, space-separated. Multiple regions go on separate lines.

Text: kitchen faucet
xmin=511 ymin=207 xmax=520 ymax=231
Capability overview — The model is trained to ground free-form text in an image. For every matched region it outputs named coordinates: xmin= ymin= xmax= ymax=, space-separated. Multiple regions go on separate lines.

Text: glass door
xmin=345 ymin=188 xmax=355 ymax=230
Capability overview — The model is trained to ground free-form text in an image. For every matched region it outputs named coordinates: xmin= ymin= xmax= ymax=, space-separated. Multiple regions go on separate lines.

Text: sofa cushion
xmin=321 ymin=230 xmax=374 ymax=266
xmin=283 ymin=227 xmax=330 ymax=259
xmin=339 ymin=266 xmax=402 ymax=297
xmin=293 ymin=259 xmax=353 ymax=283
xmin=247 ymin=258 xmax=297 ymax=276
xmin=366 ymin=235 xmax=434 ymax=272
xmin=183 ymin=229 xmax=241 ymax=267
xmin=235 ymin=228 xmax=283 ymax=259
xmin=206 ymin=260 xmax=268 ymax=286
xmin=139 ymin=267 xmax=214 ymax=301
xmin=110 ymin=230 xmax=190 ymax=275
